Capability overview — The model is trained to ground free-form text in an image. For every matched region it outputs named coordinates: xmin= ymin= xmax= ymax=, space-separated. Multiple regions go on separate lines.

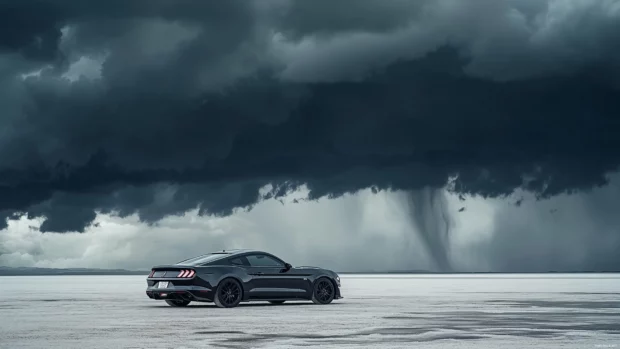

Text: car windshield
xmin=175 ymin=253 xmax=228 ymax=266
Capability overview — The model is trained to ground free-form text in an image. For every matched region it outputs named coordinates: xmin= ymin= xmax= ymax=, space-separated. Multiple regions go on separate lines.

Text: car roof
xmin=214 ymin=249 xmax=267 ymax=256
xmin=215 ymin=249 xmax=288 ymax=262
xmin=175 ymin=249 xmax=288 ymax=267
xmin=175 ymin=249 xmax=271 ymax=265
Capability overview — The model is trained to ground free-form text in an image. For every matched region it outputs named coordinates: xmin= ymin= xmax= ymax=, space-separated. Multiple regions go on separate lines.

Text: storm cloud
xmin=1 ymin=0 xmax=620 ymax=233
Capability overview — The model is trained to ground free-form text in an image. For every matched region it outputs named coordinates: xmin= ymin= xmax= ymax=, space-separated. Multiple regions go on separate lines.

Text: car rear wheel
xmin=269 ymin=300 xmax=285 ymax=305
xmin=165 ymin=299 xmax=190 ymax=307
xmin=214 ymin=278 xmax=243 ymax=308
xmin=312 ymin=277 xmax=335 ymax=304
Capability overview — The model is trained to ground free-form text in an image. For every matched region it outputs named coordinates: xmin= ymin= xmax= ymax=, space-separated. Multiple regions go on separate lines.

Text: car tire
xmin=214 ymin=278 xmax=243 ymax=308
xmin=311 ymin=277 xmax=335 ymax=305
xmin=269 ymin=300 xmax=285 ymax=305
xmin=165 ymin=300 xmax=190 ymax=307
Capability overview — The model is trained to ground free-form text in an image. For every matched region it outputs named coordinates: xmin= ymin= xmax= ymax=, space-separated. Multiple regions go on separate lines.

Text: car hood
xmin=295 ymin=266 xmax=339 ymax=277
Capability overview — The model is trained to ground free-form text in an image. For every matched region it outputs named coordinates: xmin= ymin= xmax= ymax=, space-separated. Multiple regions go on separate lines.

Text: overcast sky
xmin=1 ymin=0 xmax=620 ymax=272
xmin=2 ymin=176 xmax=619 ymax=272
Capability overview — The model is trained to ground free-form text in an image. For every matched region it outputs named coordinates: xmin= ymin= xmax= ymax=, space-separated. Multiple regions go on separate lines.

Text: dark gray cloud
xmin=0 ymin=189 xmax=434 ymax=271
xmin=1 ymin=0 xmax=620 ymax=233
xmin=471 ymin=173 xmax=620 ymax=272
xmin=271 ymin=0 xmax=428 ymax=39
xmin=0 ymin=0 xmax=255 ymax=53
xmin=3 ymin=183 xmax=618 ymax=272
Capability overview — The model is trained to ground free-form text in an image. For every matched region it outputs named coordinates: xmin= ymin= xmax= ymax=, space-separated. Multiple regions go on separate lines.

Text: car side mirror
xmin=282 ymin=263 xmax=292 ymax=272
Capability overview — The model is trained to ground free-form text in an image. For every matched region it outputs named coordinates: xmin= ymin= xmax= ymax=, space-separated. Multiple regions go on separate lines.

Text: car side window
xmin=245 ymin=254 xmax=284 ymax=267
xmin=229 ymin=257 xmax=249 ymax=266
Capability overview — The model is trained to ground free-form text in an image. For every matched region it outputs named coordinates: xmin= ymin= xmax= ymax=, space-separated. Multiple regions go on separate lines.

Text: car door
xmin=228 ymin=255 xmax=267 ymax=297
xmin=244 ymin=253 xmax=306 ymax=299
xmin=278 ymin=266 xmax=314 ymax=297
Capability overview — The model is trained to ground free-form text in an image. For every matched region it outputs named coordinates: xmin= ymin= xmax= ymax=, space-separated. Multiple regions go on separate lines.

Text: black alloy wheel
xmin=214 ymin=278 xmax=243 ymax=308
xmin=312 ymin=277 xmax=335 ymax=304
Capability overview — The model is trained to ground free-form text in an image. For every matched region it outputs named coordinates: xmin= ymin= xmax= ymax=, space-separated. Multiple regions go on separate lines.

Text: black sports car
xmin=145 ymin=249 xmax=342 ymax=308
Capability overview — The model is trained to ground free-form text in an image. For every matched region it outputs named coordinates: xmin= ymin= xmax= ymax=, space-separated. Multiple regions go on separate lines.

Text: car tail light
xmin=177 ymin=269 xmax=195 ymax=278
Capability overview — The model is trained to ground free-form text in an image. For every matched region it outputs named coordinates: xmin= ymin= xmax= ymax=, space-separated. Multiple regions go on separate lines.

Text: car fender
xmin=309 ymin=272 xmax=341 ymax=298
xmin=312 ymin=273 xmax=339 ymax=288
xmin=216 ymin=271 xmax=251 ymax=285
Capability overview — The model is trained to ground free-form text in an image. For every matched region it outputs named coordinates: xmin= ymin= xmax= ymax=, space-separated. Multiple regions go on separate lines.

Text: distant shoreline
xmin=338 ymin=271 xmax=620 ymax=274
xmin=1 ymin=267 xmax=618 ymax=276
xmin=0 ymin=267 xmax=149 ymax=276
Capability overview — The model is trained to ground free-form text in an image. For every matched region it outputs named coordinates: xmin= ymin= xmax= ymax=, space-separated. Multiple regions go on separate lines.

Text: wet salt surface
xmin=1 ymin=274 xmax=619 ymax=348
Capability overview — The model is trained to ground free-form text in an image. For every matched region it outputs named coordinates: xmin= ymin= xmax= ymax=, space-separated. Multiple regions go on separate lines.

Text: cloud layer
xmin=2 ymin=182 xmax=618 ymax=272
xmin=0 ymin=188 xmax=436 ymax=272
xmin=1 ymin=0 xmax=620 ymax=232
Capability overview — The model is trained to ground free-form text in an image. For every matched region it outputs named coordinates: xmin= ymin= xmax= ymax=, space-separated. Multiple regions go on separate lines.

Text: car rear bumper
xmin=146 ymin=285 xmax=213 ymax=302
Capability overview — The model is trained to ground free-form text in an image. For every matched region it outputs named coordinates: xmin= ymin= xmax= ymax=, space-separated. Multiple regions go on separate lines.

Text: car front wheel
xmin=311 ymin=277 xmax=335 ymax=305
